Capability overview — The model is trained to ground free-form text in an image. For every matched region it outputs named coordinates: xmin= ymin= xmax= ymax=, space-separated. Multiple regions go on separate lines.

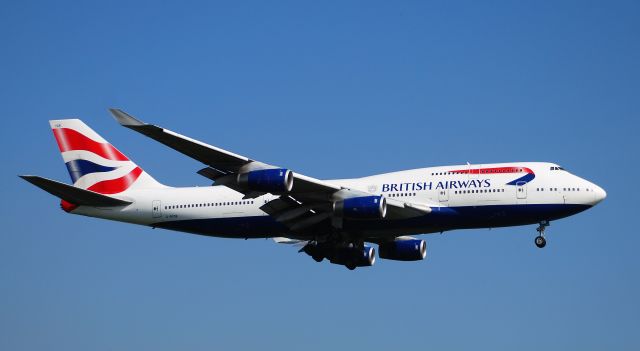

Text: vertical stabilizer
xmin=49 ymin=119 xmax=165 ymax=194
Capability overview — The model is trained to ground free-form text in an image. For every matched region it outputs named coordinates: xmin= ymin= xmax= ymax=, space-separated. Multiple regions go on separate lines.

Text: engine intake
xmin=334 ymin=195 xmax=386 ymax=219
xmin=237 ymin=168 xmax=293 ymax=193
xmin=379 ymin=239 xmax=426 ymax=261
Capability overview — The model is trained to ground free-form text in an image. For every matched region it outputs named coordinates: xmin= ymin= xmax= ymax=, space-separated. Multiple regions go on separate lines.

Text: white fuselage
xmin=71 ymin=162 xmax=606 ymax=239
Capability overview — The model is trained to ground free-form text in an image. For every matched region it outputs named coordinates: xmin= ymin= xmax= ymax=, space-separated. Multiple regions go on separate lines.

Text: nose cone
xmin=593 ymin=184 xmax=607 ymax=204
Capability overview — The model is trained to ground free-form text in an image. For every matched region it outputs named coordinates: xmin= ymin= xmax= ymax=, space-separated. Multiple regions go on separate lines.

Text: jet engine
xmin=302 ymin=242 xmax=376 ymax=270
xmin=328 ymin=245 xmax=376 ymax=269
xmin=237 ymin=168 xmax=293 ymax=193
xmin=333 ymin=195 xmax=386 ymax=219
xmin=378 ymin=239 xmax=426 ymax=261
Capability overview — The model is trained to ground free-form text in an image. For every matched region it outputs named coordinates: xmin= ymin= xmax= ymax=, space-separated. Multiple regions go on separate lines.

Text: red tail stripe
xmin=450 ymin=166 xmax=534 ymax=175
xmin=87 ymin=167 xmax=143 ymax=194
xmin=53 ymin=128 xmax=129 ymax=161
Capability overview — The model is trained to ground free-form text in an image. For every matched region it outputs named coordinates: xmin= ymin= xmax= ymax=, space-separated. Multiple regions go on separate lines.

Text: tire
xmin=535 ymin=236 xmax=546 ymax=248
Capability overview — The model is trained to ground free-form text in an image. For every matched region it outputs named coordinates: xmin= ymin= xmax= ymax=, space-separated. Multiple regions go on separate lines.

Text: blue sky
xmin=1 ymin=1 xmax=638 ymax=350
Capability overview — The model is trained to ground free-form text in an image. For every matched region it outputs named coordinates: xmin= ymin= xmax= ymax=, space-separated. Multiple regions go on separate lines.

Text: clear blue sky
xmin=1 ymin=1 xmax=638 ymax=350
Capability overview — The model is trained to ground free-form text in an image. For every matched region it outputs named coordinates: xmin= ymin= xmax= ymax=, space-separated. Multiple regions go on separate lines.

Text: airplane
xmin=20 ymin=109 xmax=607 ymax=270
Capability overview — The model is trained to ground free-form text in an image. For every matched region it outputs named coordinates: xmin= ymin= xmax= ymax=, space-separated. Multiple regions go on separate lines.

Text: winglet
xmin=109 ymin=108 xmax=146 ymax=127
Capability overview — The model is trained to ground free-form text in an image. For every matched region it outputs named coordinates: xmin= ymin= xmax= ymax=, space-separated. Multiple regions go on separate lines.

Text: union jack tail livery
xmin=49 ymin=119 xmax=164 ymax=194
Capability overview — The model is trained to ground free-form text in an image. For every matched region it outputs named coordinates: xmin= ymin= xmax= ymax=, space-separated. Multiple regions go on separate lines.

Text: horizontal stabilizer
xmin=19 ymin=175 xmax=132 ymax=207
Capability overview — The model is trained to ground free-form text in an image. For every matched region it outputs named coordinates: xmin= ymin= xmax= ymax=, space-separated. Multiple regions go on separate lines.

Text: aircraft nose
xmin=593 ymin=184 xmax=607 ymax=204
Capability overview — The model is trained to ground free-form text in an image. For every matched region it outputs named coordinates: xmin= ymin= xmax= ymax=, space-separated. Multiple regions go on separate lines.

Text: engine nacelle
xmin=333 ymin=195 xmax=387 ymax=219
xmin=378 ymin=239 xmax=426 ymax=261
xmin=302 ymin=242 xmax=376 ymax=269
xmin=329 ymin=245 xmax=376 ymax=269
xmin=237 ymin=168 xmax=293 ymax=193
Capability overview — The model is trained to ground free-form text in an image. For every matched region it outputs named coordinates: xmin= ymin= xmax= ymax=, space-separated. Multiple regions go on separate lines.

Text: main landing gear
xmin=535 ymin=221 xmax=550 ymax=248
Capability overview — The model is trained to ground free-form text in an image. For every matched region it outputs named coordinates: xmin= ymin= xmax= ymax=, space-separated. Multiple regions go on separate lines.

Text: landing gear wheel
xmin=312 ymin=255 xmax=324 ymax=262
xmin=535 ymin=221 xmax=550 ymax=248
xmin=345 ymin=262 xmax=357 ymax=271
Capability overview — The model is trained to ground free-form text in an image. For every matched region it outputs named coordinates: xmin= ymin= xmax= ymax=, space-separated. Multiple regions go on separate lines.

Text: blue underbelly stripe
xmin=151 ymin=203 xmax=592 ymax=238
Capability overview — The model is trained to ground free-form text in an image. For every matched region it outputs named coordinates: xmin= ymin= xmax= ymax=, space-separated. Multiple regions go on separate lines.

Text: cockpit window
xmin=550 ymin=166 xmax=566 ymax=171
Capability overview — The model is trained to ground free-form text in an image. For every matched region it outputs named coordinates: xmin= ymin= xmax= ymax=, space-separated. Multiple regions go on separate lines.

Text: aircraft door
xmin=152 ymin=200 xmax=162 ymax=218
xmin=438 ymin=189 xmax=449 ymax=202
xmin=516 ymin=181 xmax=527 ymax=200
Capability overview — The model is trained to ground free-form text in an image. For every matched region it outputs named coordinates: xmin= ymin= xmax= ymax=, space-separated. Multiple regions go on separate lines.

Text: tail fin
xmin=50 ymin=119 xmax=164 ymax=194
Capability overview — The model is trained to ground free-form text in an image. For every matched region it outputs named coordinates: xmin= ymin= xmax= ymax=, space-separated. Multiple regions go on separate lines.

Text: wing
xmin=110 ymin=109 xmax=340 ymax=195
xmin=109 ymin=109 xmax=431 ymax=233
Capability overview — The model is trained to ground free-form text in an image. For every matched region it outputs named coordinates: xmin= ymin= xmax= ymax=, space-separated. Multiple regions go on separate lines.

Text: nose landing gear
xmin=535 ymin=221 xmax=549 ymax=248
